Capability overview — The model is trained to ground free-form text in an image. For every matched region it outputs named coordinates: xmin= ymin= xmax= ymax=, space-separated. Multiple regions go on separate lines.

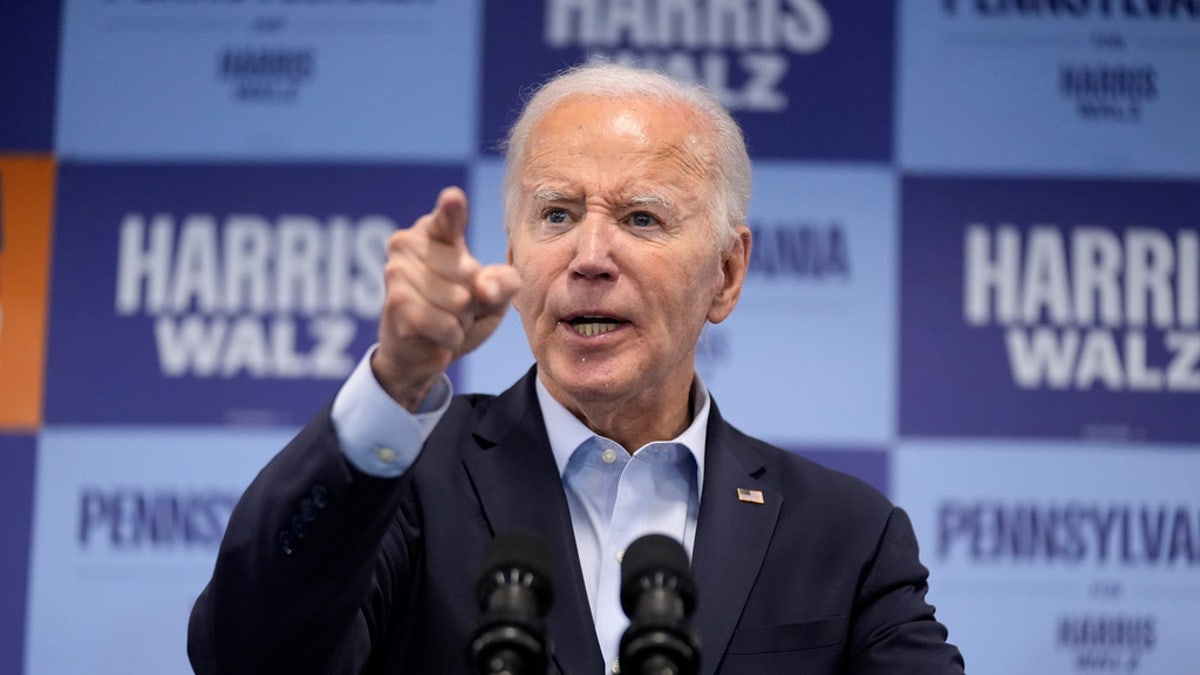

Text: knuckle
xmin=423 ymin=311 xmax=463 ymax=350
xmin=445 ymin=283 xmax=474 ymax=313
xmin=387 ymin=228 xmax=413 ymax=254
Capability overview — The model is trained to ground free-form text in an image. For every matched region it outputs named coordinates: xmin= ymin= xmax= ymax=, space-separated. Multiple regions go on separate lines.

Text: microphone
xmin=618 ymin=534 xmax=700 ymax=675
xmin=468 ymin=530 xmax=555 ymax=675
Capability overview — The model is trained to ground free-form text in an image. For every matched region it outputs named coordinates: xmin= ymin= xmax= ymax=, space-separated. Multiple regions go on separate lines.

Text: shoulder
xmin=719 ymin=421 xmax=897 ymax=528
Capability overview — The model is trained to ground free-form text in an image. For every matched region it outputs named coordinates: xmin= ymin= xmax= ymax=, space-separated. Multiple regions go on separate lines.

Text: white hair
xmin=501 ymin=61 xmax=752 ymax=251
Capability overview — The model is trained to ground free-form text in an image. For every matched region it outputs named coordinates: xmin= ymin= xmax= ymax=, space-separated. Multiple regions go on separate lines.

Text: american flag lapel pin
xmin=737 ymin=488 xmax=765 ymax=505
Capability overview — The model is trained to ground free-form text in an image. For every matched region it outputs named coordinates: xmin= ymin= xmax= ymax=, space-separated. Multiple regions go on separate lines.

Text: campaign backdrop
xmin=3 ymin=2 xmax=1198 ymax=673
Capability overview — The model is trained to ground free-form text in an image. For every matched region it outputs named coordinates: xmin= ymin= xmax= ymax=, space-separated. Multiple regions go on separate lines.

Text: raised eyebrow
xmin=532 ymin=189 xmax=579 ymax=204
xmin=624 ymin=193 xmax=675 ymax=215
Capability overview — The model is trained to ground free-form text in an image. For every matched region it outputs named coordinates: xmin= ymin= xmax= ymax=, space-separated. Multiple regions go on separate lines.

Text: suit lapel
xmin=691 ymin=408 xmax=782 ymax=675
xmin=461 ymin=368 xmax=604 ymax=675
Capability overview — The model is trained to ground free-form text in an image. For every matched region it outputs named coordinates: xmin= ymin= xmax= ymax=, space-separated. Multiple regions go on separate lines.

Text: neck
xmin=544 ymin=374 xmax=696 ymax=452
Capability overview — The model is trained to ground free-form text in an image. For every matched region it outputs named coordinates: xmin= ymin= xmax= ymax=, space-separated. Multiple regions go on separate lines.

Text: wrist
xmin=369 ymin=352 xmax=446 ymax=412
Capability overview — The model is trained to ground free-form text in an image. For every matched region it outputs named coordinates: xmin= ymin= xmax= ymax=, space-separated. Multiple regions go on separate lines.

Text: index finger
xmin=421 ymin=186 xmax=470 ymax=246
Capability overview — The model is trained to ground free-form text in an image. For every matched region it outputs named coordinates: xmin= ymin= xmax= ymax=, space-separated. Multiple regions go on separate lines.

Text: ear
xmin=707 ymin=225 xmax=751 ymax=324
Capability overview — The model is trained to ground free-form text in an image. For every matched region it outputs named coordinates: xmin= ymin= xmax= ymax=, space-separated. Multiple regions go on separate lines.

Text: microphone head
xmin=476 ymin=529 xmax=555 ymax=615
xmin=620 ymin=534 xmax=696 ymax=617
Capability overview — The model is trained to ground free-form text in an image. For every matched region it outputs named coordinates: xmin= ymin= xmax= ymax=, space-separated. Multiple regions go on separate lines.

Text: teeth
xmin=575 ymin=322 xmax=618 ymax=337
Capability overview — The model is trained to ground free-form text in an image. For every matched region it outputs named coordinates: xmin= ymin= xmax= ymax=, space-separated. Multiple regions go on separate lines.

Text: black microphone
xmin=468 ymin=530 xmax=555 ymax=675
xmin=618 ymin=534 xmax=700 ymax=675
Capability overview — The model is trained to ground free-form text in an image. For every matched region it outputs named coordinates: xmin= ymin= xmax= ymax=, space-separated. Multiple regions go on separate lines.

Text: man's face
xmin=508 ymin=95 xmax=749 ymax=414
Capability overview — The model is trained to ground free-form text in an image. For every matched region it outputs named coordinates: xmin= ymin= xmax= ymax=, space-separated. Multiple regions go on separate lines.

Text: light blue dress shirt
xmin=330 ymin=348 xmax=708 ymax=673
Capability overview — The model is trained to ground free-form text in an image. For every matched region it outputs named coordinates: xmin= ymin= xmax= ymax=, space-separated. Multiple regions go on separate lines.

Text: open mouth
xmin=567 ymin=315 xmax=626 ymax=337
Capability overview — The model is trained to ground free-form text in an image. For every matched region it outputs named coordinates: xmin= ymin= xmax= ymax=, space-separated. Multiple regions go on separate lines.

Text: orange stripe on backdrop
xmin=0 ymin=155 xmax=55 ymax=430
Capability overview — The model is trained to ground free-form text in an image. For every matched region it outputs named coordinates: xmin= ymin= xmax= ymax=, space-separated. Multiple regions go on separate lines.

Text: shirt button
xmin=616 ymin=548 xmax=625 ymax=564
xmin=611 ymin=659 xmax=621 ymax=673
xmin=375 ymin=446 xmax=397 ymax=464
xmin=601 ymin=447 xmax=618 ymax=464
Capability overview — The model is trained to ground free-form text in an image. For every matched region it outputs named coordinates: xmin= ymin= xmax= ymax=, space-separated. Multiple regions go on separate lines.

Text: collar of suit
xmin=463 ymin=367 xmax=782 ymax=675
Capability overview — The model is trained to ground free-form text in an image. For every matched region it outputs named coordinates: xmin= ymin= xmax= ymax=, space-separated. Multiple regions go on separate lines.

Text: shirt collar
xmin=535 ymin=373 xmax=709 ymax=492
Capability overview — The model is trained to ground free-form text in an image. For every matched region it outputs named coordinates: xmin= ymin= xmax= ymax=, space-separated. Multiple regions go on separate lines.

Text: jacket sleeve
xmin=187 ymin=407 xmax=419 ymax=675
xmin=845 ymin=507 xmax=966 ymax=674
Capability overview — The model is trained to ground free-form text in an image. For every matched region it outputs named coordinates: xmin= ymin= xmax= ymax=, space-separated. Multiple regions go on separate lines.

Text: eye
xmin=630 ymin=212 xmax=657 ymax=228
xmin=546 ymin=208 xmax=570 ymax=224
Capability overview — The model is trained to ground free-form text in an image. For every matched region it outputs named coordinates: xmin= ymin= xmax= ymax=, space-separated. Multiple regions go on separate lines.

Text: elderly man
xmin=189 ymin=63 xmax=964 ymax=674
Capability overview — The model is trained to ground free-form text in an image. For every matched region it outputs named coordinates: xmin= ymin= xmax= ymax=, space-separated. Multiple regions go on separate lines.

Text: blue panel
xmin=0 ymin=435 xmax=35 ymax=675
xmin=898 ymin=3 xmax=1200 ymax=177
xmin=56 ymin=0 xmax=480 ymax=160
xmin=894 ymin=441 xmax=1200 ymax=675
xmin=46 ymin=163 xmax=464 ymax=425
xmin=480 ymin=1 xmax=894 ymax=160
xmin=711 ymin=162 xmax=897 ymax=445
xmin=899 ymin=175 xmax=1200 ymax=442
xmin=0 ymin=1 xmax=59 ymax=150
xmin=25 ymin=426 xmax=291 ymax=675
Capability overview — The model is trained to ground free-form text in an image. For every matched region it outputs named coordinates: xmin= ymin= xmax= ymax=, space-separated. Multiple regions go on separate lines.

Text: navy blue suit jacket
xmin=189 ymin=368 xmax=963 ymax=674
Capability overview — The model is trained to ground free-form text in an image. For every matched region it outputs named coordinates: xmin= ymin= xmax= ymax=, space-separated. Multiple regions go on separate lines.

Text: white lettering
xmin=965 ymin=224 xmax=1020 ymax=325
xmin=709 ymin=0 xmax=753 ymax=49
xmin=607 ymin=0 xmax=651 ymax=46
xmin=156 ymin=315 xmax=226 ymax=377
xmin=544 ymin=0 xmax=831 ymax=53
xmin=275 ymin=215 xmax=323 ymax=314
xmin=170 ymin=216 xmax=221 ymax=314
xmin=964 ymin=225 xmax=1200 ymax=329
xmin=353 ymin=217 xmax=393 ymax=316
xmin=119 ymin=213 xmax=395 ymax=381
xmin=660 ymin=0 xmax=701 ymax=48
xmin=1006 ymin=327 xmax=1078 ymax=389
xmin=545 ymin=0 xmax=596 ymax=48
xmin=114 ymin=213 xmax=395 ymax=317
xmin=780 ymin=0 xmax=831 ymax=52
xmin=1124 ymin=331 xmax=1164 ymax=390
xmin=1180 ymin=231 xmax=1199 ymax=327
xmin=154 ymin=315 xmax=356 ymax=379
xmin=1021 ymin=227 xmax=1072 ymax=324
xmin=222 ymin=315 xmax=271 ymax=377
xmin=116 ymin=214 xmax=174 ymax=316
xmin=1074 ymin=328 xmax=1124 ymax=390
xmin=310 ymin=316 xmax=357 ymax=377
xmin=1125 ymin=228 xmax=1175 ymax=328
xmin=1005 ymin=327 xmax=1200 ymax=391
xmin=1165 ymin=331 xmax=1200 ymax=390
xmin=1071 ymin=227 xmax=1123 ymax=327
xmin=738 ymin=53 xmax=789 ymax=111
xmin=223 ymin=215 xmax=272 ymax=314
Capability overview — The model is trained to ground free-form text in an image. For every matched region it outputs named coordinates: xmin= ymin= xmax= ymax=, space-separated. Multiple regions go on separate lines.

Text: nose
xmin=568 ymin=215 xmax=619 ymax=281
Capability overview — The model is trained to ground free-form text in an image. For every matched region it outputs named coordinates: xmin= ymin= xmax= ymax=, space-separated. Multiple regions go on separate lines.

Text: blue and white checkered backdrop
xmin=2 ymin=2 xmax=1198 ymax=673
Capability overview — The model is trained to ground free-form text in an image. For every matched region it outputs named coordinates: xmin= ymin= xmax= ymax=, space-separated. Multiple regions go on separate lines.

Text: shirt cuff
xmin=330 ymin=346 xmax=453 ymax=478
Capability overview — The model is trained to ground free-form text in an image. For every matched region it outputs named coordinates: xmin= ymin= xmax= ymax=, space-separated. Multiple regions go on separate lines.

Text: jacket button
xmin=299 ymin=497 xmax=319 ymax=522
xmin=291 ymin=514 xmax=309 ymax=538
xmin=310 ymin=484 xmax=329 ymax=509
xmin=278 ymin=530 xmax=297 ymax=555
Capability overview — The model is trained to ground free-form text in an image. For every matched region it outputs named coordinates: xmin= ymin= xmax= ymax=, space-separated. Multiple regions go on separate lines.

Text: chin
xmin=546 ymin=359 xmax=633 ymax=401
